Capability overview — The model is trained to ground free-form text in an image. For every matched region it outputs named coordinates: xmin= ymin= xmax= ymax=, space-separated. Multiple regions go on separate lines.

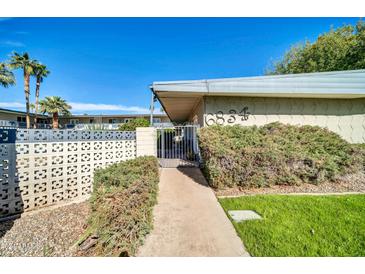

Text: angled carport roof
xmin=151 ymin=69 xmax=365 ymax=122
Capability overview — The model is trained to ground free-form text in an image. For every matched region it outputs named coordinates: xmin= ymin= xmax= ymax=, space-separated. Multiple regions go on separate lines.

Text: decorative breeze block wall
xmin=0 ymin=129 xmax=136 ymax=218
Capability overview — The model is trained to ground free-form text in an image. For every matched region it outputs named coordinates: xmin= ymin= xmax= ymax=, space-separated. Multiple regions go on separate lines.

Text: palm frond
xmin=0 ymin=62 xmax=16 ymax=88
xmin=39 ymin=96 xmax=72 ymax=116
xmin=8 ymin=52 xmax=34 ymax=73
xmin=32 ymin=63 xmax=50 ymax=81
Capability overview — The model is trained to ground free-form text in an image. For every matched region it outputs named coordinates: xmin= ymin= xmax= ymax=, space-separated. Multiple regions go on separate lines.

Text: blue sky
xmin=0 ymin=17 xmax=360 ymax=114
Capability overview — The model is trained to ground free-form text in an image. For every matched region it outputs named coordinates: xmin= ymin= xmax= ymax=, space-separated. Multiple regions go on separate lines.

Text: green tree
xmin=39 ymin=96 xmax=71 ymax=129
xmin=267 ymin=20 xmax=365 ymax=75
xmin=9 ymin=52 xmax=36 ymax=128
xmin=29 ymin=103 xmax=36 ymax=113
xmin=118 ymin=118 xmax=150 ymax=131
xmin=0 ymin=62 xmax=15 ymax=88
xmin=32 ymin=63 xmax=50 ymax=128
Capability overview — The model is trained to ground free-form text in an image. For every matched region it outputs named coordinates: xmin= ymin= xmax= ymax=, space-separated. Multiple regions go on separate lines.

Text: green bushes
xmin=78 ymin=156 xmax=159 ymax=256
xmin=118 ymin=118 xmax=150 ymax=131
xmin=198 ymin=122 xmax=363 ymax=189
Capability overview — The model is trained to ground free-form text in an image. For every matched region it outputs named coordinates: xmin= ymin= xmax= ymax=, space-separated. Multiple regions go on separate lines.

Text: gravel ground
xmin=0 ymin=201 xmax=89 ymax=257
xmin=216 ymin=172 xmax=365 ymax=197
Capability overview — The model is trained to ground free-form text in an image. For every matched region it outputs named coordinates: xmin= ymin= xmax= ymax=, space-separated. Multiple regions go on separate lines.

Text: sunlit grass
xmin=219 ymin=194 xmax=365 ymax=256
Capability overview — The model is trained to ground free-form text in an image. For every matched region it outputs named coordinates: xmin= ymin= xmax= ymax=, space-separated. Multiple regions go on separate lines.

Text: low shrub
xmin=78 ymin=156 xmax=159 ymax=256
xmin=353 ymin=143 xmax=365 ymax=169
xmin=118 ymin=118 xmax=150 ymax=131
xmin=198 ymin=122 xmax=363 ymax=189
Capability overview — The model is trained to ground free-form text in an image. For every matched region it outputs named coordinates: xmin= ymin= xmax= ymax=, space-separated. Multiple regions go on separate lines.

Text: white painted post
xmin=136 ymin=127 xmax=157 ymax=157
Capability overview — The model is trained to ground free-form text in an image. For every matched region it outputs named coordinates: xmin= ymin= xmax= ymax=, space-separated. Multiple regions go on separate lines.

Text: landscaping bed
xmin=216 ymin=172 xmax=365 ymax=196
xmin=0 ymin=201 xmax=89 ymax=257
xmin=198 ymin=123 xmax=365 ymax=191
xmin=76 ymin=156 xmax=159 ymax=257
xmin=219 ymin=194 xmax=365 ymax=256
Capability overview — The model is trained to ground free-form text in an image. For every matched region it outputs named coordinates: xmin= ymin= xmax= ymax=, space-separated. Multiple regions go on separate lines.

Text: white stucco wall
xmin=136 ymin=127 xmax=157 ymax=157
xmin=200 ymin=96 xmax=365 ymax=143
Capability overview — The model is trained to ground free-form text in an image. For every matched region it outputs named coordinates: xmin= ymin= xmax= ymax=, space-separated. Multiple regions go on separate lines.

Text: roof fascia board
xmin=152 ymin=70 xmax=365 ymax=98
xmin=153 ymin=69 xmax=365 ymax=85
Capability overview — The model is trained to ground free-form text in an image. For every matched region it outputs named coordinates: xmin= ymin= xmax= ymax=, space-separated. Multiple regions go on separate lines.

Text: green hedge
xmin=198 ymin=122 xmax=364 ymax=189
xmin=78 ymin=156 xmax=159 ymax=256
xmin=118 ymin=118 xmax=150 ymax=131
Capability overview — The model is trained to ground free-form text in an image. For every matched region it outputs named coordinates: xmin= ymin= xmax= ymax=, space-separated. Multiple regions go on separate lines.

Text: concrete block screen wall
xmin=0 ymin=128 xmax=139 ymax=218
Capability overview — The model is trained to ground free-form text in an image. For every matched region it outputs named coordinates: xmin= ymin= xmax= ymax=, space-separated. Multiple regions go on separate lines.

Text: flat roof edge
xmin=151 ymin=69 xmax=365 ymax=97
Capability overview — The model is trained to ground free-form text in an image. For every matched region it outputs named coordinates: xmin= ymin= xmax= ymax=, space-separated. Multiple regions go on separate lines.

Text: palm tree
xmin=39 ymin=96 xmax=71 ymax=129
xmin=9 ymin=52 xmax=36 ymax=128
xmin=29 ymin=103 xmax=36 ymax=113
xmin=32 ymin=63 xmax=50 ymax=128
xmin=0 ymin=62 xmax=15 ymax=88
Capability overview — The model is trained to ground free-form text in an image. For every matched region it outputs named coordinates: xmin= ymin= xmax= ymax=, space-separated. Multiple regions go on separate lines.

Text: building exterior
xmin=0 ymin=108 xmax=50 ymax=128
xmin=151 ymin=69 xmax=365 ymax=143
xmin=58 ymin=113 xmax=170 ymax=129
xmin=0 ymin=108 xmax=170 ymax=129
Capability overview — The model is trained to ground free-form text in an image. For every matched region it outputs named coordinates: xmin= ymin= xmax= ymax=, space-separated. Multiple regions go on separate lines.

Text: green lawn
xmin=219 ymin=194 xmax=365 ymax=256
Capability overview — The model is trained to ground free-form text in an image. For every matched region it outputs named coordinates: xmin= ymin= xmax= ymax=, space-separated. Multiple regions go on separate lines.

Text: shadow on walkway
xmin=176 ymin=167 xmax=210 ymax=188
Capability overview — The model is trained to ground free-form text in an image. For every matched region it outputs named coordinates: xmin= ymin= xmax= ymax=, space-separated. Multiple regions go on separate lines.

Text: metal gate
xmin=157 ymin=125 xmax=200 ymax=168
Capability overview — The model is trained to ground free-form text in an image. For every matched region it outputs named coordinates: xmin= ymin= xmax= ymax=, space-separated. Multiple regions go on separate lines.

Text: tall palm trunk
xmin=34 ymin=77 xmax=41 ymax=128
xmin=52 ymin=112 xmax=59 ymax=129
xmin=24 ymin=70 xmax=31 ymax=129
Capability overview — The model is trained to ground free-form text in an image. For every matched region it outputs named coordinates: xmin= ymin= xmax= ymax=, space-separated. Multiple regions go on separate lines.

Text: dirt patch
xmin=215 ymin=172 xmax=365 ymax=197
xmin=0 ymin=201 xmax=89 ymax=256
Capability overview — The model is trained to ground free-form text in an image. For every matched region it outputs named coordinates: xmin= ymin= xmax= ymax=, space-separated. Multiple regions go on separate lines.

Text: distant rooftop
xmin=63 ymin=113 xmax=167 ymax=118
xmin=0 ymin=107 xmax=48 ymax=118
xmin=0 ymin=108 xmax=167 ymax=118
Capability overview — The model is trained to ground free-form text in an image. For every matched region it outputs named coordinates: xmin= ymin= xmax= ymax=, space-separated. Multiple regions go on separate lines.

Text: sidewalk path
xmin=138 ymin=168 xmax=248 ymax=257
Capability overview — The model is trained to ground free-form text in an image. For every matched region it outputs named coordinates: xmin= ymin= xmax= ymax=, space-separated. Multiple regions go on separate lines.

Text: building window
xmin=17 ymin=116 xmax=26 ymax=122
xmin=89 ymin=119 xmax=94 ymax=124
xmin=70 ymin=119 xmax=79 ymax=125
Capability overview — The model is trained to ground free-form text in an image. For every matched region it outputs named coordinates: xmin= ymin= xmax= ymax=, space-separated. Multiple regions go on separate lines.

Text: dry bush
xmin=77 ymin=156 xmax=159 ymax=256
xmin=198 ymin=122 xmax=364 ymax=189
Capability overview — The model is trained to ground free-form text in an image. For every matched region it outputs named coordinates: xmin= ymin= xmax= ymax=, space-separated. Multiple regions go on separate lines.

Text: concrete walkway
xmin=138 ymin=168 xmax=248 ymax=257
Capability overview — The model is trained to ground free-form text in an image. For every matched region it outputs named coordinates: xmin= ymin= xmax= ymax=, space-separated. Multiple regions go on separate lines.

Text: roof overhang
xmin=0 ymin=108 xmax=49 ymax=118
xmin=151 ymin=69 xmax=365 ymax=122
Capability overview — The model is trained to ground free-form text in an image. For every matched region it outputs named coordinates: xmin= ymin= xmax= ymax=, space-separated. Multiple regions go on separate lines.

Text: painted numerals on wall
xmin=205 ymin=107 xmax=250 ymax=126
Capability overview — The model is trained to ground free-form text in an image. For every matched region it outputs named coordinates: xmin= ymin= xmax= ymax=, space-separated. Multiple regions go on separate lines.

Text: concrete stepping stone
xmin=228 ymin=210 xmax=262 ymax=222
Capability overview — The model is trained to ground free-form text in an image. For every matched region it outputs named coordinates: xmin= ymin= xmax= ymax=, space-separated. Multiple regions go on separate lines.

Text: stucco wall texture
xmin=196 ymin=96 xmax=365 ymax=143
xmin=189 ymin=99 xmax=204 ymax=126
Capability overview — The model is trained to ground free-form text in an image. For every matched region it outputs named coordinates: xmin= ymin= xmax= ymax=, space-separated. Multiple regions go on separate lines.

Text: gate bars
xmin=156 ymin=125 xmax=200 ymax=168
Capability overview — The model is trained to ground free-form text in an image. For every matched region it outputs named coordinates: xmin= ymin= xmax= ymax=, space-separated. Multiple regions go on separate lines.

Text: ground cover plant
xmin=77 ymin=156 xmax=159 ymax=256
xmin=198 ymin=122 xmax=364 ymax=189
xmin=219 ymin=194 xmax=365 ymax=256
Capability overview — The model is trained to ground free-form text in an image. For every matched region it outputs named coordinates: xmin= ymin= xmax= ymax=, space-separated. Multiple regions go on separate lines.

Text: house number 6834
xmin=205 ymin=107 xmax=250 ymax=126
